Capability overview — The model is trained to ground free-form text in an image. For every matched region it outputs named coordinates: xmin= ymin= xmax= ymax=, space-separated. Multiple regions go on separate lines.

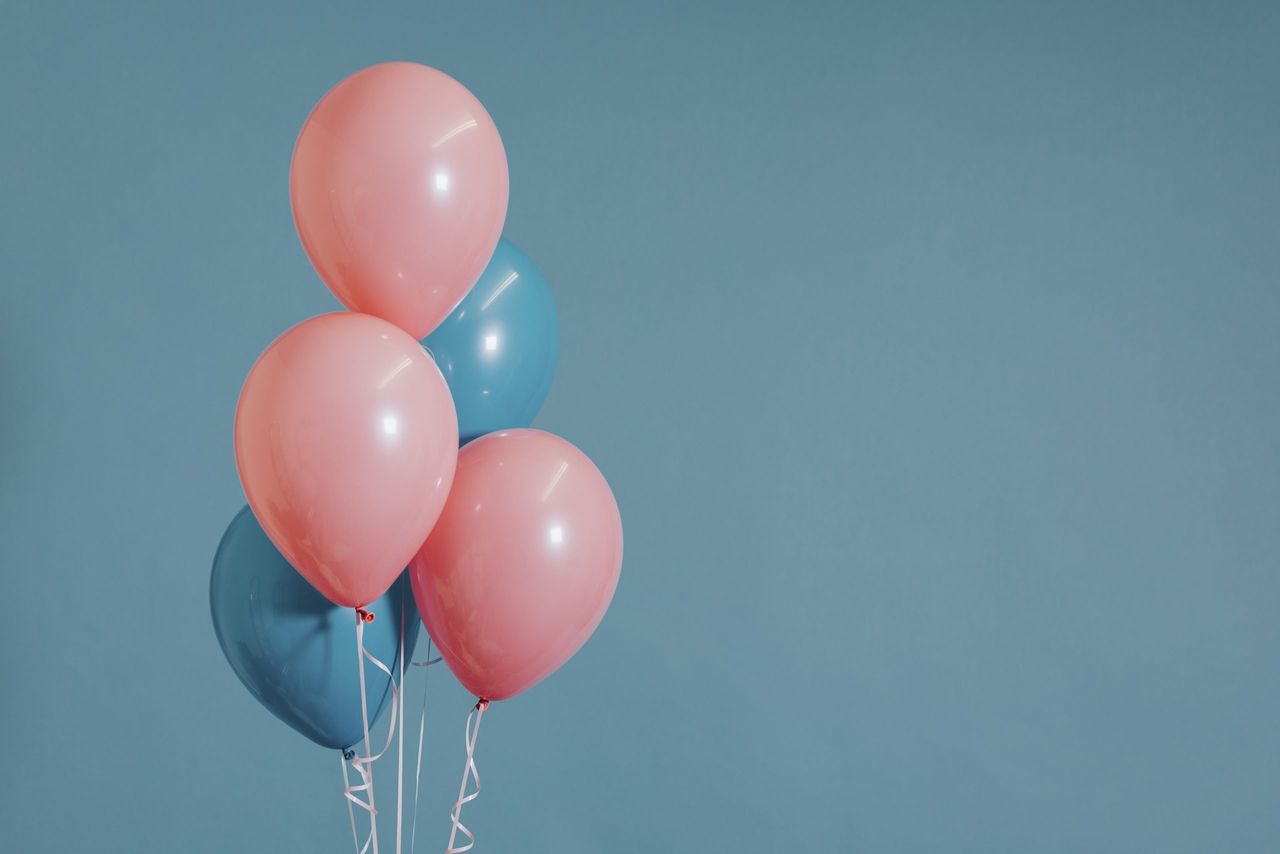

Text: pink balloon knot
xmin=476 ymin=698 xmax=490 ymax=711
xmin=356 ymin=608 xmax=375 ymax=623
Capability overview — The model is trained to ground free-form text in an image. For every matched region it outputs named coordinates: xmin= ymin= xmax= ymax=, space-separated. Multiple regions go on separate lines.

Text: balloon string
xmin=409 ymin=638 xmax=436 ymax=854
xmin=396 ymin=600 xmax=406 ymax=854
xmin=445 ymin=700 xmax=488 ymax=854
xmin=344 ymin=610 xmax=400 ymax=854
xmin=341 ymin=754 xmax=362 ymax=854
xmin=350 ymin=614 xmax=378 ymax=854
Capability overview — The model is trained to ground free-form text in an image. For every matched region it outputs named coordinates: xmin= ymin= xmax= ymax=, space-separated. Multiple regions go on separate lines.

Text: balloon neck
xmin=475 ymin=698 xmax=489 ymax=711
xmin=355 ymin=607 xmax=375 ymax=623
xmin=342 ymin=748 xmax=355 ymax=761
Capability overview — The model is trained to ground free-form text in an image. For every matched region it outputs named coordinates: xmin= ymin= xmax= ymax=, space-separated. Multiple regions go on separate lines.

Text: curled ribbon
xmin=444 ymin=700 xmax=489 ymax=854
xmin=341 ymin=609 xmax=400 ymax=854
xmin=342 ymin=755 xmax=361 ymax=852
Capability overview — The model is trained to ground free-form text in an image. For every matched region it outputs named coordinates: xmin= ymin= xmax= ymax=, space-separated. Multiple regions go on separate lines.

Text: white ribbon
xmin=342 ymin=754 xmax=362 ymax=853
xmin=341 ymin=610 xmax=400 ymax=854
xmin=409 ymin=639 xmax=437 ymax=854
xmin=396 ymin=601 xmax=406 ymax=854
xmin=445 ymin=700 xmax=488 ymax=854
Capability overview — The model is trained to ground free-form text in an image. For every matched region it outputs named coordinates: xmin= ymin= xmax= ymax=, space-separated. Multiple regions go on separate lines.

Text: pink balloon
xmin=235 ymin=313 xmax=459 ymax=608
xmin=290 ymin=62 xmax=509 ymax=340
xmin=411 ymin=430 xmax=623 ymax=701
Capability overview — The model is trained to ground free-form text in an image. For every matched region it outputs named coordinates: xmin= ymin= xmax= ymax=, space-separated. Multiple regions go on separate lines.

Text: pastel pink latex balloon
xmin=235 ymin=313 xmax=459 ymax=608
xmin=411 ymin=429 xmax=623 ymax=701
xmin=290 ymin=62 xmax=509 ymax=339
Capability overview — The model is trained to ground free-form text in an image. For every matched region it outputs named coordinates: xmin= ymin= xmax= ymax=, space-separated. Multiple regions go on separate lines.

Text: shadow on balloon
xmin=210 ymin=505 xmax=419 ymax=750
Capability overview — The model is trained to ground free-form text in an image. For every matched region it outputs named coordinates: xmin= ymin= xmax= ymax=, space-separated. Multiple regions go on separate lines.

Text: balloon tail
xmin=343 ymin=609 xmax=400 ymax=854
xmin=445 ymin=700 xmax=488 ymax=854
xmin=409 ymin=638 xmax=435 ymax=854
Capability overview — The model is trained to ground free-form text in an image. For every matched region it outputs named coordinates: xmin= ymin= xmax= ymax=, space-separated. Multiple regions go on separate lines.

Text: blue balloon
xmin=423 ymin=238 xmax=559 ymax=444
xmin=210 ymin=506 xmax=419 ymax=750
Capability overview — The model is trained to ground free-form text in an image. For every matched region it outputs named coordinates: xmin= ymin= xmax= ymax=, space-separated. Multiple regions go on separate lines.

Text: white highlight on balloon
xmin=377 ymin=356 xmax=414 ymax=389
xmin=433 ymin=118 xmax=478 ymax=149
xmin=541 ymin=461 xmax=570 ymax=501
xmin=480 ymin=271 xmax=519 ymax=311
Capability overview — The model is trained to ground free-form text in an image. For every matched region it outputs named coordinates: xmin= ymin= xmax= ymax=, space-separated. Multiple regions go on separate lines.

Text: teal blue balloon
xmin=210 ymin=506 xmax=419 ymax=751
xmin=423 ymin=239 xmax=559 ymax=444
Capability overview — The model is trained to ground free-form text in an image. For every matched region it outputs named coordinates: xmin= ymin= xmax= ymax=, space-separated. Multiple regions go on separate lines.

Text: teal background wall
xmin=3 ymin=2 xmax=1279 ymax=851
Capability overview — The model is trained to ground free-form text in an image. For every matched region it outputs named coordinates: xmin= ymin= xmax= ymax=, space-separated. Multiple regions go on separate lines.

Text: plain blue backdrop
xmin=2 ymin=2 xmax=1279 ymax=851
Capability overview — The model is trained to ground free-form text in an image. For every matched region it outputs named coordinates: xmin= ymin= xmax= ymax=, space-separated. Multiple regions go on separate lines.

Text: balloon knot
xmin=355 ymin=608 xmax=375 ymax=623
xmin=342 ymin=748 xmax=355 ymax=761
xmin=476 ymin=698 xmax=490 ymax=711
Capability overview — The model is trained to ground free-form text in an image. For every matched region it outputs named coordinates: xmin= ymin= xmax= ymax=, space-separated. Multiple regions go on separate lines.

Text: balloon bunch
xmin=209 ymin=62 xmax=623 ymax=853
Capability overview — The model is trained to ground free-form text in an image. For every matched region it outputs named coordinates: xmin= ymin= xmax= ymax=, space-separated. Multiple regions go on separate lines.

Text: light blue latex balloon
xmin=423 ymin=238 xmax=559 ymax=444
xmin=210 ymin=506 xmax=419 ymax=751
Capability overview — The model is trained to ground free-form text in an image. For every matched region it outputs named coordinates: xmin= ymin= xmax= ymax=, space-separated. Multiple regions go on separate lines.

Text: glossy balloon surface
xmin=210 ymin=506 xmax=419 ymax=750
xmin=423 ymin=239 xmax=559 ymax=444
xmin=410 ymin=429 xmax=622 ymax=701
xmin=235 ymin=312 xmax=458 ymax=607
xmin=291 ymin=62 xmax=508 ymax=339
